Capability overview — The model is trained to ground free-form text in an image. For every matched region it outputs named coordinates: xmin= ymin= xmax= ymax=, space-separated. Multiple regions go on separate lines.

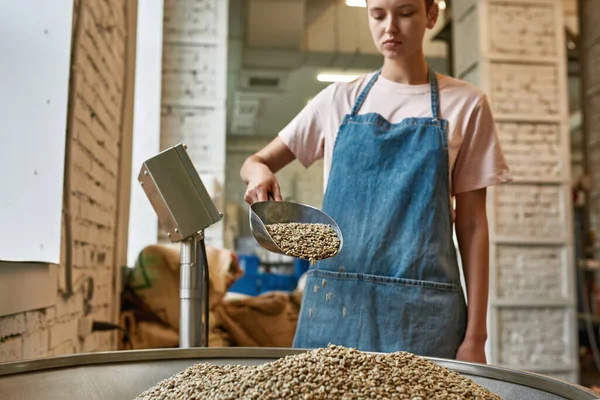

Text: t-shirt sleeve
xmin=452 ymin=95 xmax=513 ymax=195
xmin=278 ymin=85 xmax=332 ymax=168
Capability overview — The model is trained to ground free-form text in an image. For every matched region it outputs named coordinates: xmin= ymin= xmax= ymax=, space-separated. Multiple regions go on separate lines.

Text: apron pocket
xmin=307 ymin=269 xmax=462 ymax=292
xmin=293 ymin=269 xmax=467 ymax=358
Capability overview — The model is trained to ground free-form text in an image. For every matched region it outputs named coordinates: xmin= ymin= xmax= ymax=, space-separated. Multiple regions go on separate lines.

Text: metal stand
xmin=138 ymin=143 xmax=222 ymax=348
xmin=180 ymin=231 xmax=210 ymax=348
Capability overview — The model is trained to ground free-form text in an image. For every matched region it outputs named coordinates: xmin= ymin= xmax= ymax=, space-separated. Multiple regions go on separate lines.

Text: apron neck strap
xmin=429 ymin=67 xmax=440 ymax=120
xmin=350 ymin=69 xmax=381 ymax=117
xmin=350 ymin=66 xmax=440 ymax=119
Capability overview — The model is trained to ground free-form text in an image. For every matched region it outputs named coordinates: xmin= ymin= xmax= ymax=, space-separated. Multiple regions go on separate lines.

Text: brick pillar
xmin=159 ymin=0 xmax=229 ymax=248
xmin=452 ymin=0 xmax=577 ymax=382
xmin=580 ymin=2 xmax=600 ymax=258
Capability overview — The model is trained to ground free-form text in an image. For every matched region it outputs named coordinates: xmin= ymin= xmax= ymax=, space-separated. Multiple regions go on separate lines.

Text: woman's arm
xmin=454 ymin=187 xmax=489 ymax=363
xmin=241 ymin=81 xmax=333 ymax=204
xmin=241 ymin=136 xmax=296 ymax=182
xmin=240 ymin=137 xmax=296 ymax=203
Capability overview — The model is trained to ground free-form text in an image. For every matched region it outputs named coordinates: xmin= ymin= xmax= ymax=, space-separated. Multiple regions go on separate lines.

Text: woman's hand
xmin=455 ymin=337 xmax=487 ymax=364
xmin=244 ymin=162 xmax=282 ymax=204
xmin=240 ymin=137 xmax=296 ymax=205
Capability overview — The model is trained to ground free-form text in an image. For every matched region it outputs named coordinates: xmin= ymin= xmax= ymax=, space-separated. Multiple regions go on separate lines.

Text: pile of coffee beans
xmin=266 ymin=222 xmax=340 ymax=264
xmin=135 ymin=345 xmax=503 ymax=399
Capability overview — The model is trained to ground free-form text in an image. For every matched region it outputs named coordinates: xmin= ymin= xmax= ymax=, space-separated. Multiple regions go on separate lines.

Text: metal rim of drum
xmin=0 ymin=347 xmax=597 ymax=399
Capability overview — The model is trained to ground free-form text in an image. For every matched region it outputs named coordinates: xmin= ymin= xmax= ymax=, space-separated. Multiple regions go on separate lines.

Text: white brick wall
xmin=0 ymin=309 xmax=62 ymax=361
xmin=499 ymin=308 xmax=569 ymax=368
xmin=49 ymin=319 xmax=80 ymax=351
xmin=497 ymin=123 xmax=562 ymax=180
xmin=0 ymin=338 xmax=22 ymax=362
xmin=22 ymin=311 xmax=50 ymax=360
xmin=0 ymin=314 xmax=25 ymax=338
xmin=160 ymin=105 xmax=226 ymax=171
xmin=25 ymin=311 xmax=46 ymax=333
xmin=488 ymin=2 xmax=556 ymax=57
xmin=55 ymin=291 xmax=86 ymax=319
xmin=49 ymin=341 xmax=77 ymax=358
xmin=163 ymin=0 xmax=222 ymax=41
xmin=490 ymin=63 xmax=559 ymax=116
xmin=495 ymin=185 xmax=564 ymax=238
xmin=161 ymin=44 xmax=220 ymax=105
xmin=0 ymin=0 xmax=131 ymax=363
xmin=496 ymin=246 xmax=564 ymax=300
xmin=159 ymin=0 xmax=228 ymax=249
xmin=455 ymin=0 xmax=576 ymax=380
xmin=22 ymin=330 xmax=50 ymax=360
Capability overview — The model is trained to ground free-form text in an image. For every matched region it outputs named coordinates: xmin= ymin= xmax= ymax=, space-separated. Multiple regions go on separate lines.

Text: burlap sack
xmin=124 ymin=243 xmax=243 ymax=346
xmin=119 ymin=308 xmax=235 ymax=349
xmin=120 ymin=310 xmax=179 ymax=349
xmin=214 ymin=291 xmax=301 ymax=348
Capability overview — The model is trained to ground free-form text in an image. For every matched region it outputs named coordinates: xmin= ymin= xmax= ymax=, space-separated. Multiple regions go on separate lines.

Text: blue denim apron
xmin=292 ymin=68 xmax=467 ymax=358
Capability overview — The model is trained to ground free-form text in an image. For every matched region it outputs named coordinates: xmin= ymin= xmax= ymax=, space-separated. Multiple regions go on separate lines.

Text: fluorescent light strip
xmin=346 ymin=0 xmax=366 ymax=7
xmin=317 ymin=73 xmax=360 ymax=83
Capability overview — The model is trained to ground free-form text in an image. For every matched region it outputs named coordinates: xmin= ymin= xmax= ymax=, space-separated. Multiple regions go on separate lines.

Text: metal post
xmin=197 ymin=231 xmax=210 ymax=347
xmin=180 ymin=237 xmax=201 ymax=348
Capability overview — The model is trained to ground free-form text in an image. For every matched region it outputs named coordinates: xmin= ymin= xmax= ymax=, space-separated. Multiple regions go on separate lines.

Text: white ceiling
xmin=247 ymin=0 xmax=307 ymax=49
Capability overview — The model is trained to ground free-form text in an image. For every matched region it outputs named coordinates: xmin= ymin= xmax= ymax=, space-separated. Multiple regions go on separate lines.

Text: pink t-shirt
xmin=279 ymin=72 xmax=512 ymax=198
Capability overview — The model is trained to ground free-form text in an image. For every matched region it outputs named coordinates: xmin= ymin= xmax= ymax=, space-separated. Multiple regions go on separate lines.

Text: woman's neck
xmin=381 ymin=55 xmax=429 ymax=85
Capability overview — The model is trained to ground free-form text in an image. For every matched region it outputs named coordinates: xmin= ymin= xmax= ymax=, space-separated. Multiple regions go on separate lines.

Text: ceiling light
xmin=346 ymin=0 xmax=366 ymax=7
xmin=317 ymin=73 xmax=360 ymax=83
xmin=438 ymin=1 xmax=447 ymax=10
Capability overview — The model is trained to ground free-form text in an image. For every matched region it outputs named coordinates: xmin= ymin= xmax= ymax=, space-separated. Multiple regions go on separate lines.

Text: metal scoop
xmin=249 ymin=200 xmax=344 ymax=259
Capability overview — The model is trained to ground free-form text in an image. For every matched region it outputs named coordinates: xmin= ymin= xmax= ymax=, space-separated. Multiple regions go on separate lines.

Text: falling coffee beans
xmin=135 ymin=345 xmax=503 ymax=400
xmin=266 ymin=222 xmax=340 ymax=265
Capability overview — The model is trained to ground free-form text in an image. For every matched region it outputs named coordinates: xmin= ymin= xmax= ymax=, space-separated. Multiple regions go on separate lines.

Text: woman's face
xmin=367 ymin=0 xmax=438 ymax=60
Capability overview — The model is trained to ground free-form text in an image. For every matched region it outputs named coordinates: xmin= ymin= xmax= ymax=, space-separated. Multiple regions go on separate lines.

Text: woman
xmin=240 ymin=0 xmax=512 ymax=363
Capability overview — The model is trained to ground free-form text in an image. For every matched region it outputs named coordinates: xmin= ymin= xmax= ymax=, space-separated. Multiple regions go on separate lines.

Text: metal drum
xmin=0 ymin=348 xmax=597 ymax=400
